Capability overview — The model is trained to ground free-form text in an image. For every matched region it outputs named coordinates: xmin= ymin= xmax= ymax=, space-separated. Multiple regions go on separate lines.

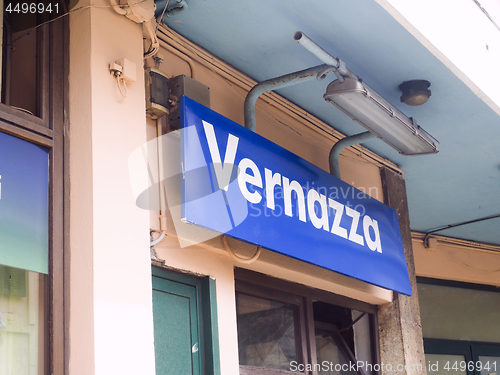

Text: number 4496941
xmin=5 ymin=2 xmax=59 ymax=13
xmin=443 ymin=361 xmax=497 ymax=372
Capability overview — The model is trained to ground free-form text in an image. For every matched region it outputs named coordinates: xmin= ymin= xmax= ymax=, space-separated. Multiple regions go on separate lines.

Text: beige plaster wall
xmin=68 ymin=1 xmax=95 ymax=373
xmin=413 ymin=234 xmax=500 ymax=286
xmin=69 ymin=2 xmax=155 ymax=374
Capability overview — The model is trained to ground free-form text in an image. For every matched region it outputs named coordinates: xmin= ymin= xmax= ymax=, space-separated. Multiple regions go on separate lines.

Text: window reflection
xmin=315 ymin=329 xmax=358 ymax=375
xmin=418 ymin=282 xmax=500 ymax=342
xmin=478 ymin=356 xmax=500 ymax=375
xmin=236 ymin=293 xmax=299 ymax=371
xmin=0 ymin=265 xmax=46 ymax=375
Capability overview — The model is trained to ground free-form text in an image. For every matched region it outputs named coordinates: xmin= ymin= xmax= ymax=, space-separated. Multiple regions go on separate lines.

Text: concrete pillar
xmin=377 ymin=168 xmax=427 ymax=375
xmin=69 ymin=2 xmax=156 ymax=374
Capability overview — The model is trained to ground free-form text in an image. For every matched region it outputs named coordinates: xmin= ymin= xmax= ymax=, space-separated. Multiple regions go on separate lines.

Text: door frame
xmin=152 ymin=266 xmax=221 ymax=375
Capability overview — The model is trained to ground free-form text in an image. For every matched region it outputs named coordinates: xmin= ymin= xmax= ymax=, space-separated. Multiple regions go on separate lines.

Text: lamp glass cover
xmin=324 ymin=78 xmax=439 ymax=155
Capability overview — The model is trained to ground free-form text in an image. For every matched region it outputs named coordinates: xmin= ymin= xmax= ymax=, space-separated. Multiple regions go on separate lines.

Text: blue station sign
xmin=180 ymin=97 xmax=411 ymax=295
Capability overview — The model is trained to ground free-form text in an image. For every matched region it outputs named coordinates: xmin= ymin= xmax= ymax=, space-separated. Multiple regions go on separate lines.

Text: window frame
xmin=418 ymin=277 xmax=500 ymax=375
xmin=417 ymin=277 xmax=500 ymax=293
xmin=0 ymin=15 xmax=67 ymax=375
xmin=236 ymin=280 xmax=310 ymax=373
xmin=2 ymin=5 xmax=53 ymax=124
xmin=235 ymin=268 xmax=379 ymax=375
xmin=424 ymin=338 xmax=500 ymax=375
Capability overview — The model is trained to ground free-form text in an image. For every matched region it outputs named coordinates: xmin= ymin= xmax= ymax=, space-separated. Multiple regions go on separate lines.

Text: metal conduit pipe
xmin=294 ymin=31 xmax=347 ymax=77
xmin=244 ymin=64 xmax=329 ymax=132
xmin=150 ymin=118 xmax=168 ymax=248
xmin=150 ymin=231 xmax=166 ymax=247
xmin=156 ymin=0 xmax=188 ymax=20
xmin=109 ymin=0 xmax=128 ymax=15
xmin=157 ymin=38 xmax=197 ymax=79
xmin=329 ymin=131 xmax=376 ymax=179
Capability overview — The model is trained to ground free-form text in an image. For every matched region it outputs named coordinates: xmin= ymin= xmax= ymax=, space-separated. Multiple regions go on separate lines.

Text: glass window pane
xmin=425 ymin=354 xmax=467 ymax=375
xmin=352 ymin=310 xmax=374 ymax=375
xmin=418 ymin=283 xmax=500 ymax=342
xmin=478 ymin=356 xmax=500 ymax=375
xmin=315 ymin=329 xmax=357 ymax=375
xmin=0 ymin=266 xmax=46 ymax=375
xmin=2 ymin=12 xmax=40 ymax=116
xmin=0 ymin=131 xmax=50 ymax=274
xmin=236 ymin=293 xmax=299 ymax=371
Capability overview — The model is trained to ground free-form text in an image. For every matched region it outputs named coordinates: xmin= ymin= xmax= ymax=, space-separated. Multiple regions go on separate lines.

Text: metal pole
xmin=329 ymin=131 xmax=376 ymax=178
xmin=294 ymin=31 xmax=347 ymax=76
xmin=244 ymin=64 xmax=329 ymax=132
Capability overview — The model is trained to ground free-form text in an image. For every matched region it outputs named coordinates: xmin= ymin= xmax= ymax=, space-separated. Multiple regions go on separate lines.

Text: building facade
xmin=0 ymin=0 xmax=499 ymax=374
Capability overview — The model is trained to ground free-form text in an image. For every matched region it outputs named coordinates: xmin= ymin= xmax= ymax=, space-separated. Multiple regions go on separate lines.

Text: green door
xmin=152 ymin=272 xmax=202 ymax=375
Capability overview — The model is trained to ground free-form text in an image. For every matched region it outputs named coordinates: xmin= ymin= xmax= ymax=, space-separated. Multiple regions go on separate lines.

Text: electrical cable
xmin=150 ymin=231 xmax=166 ymax=246
xmin=116 ymin=76 xmax=127 ymax=97
xmin=8 ymin=0 xmax=152 ymax=47
xmin=339 ymin=312 xmax=367 ymax=332
xmin=157 ymin=38 xmax=197 ymax=78
xmin=473 ymin=0 xmax=500 ymax=32
xmin=155 ymin=0 xmax=171 ymax=34
xmin=143 ymin=20 xmax=160 ymax=58
xmin=10 ymin=4 xmax=114 ymax=47
xmin=424 ymin=213 xmax=500 ymax=248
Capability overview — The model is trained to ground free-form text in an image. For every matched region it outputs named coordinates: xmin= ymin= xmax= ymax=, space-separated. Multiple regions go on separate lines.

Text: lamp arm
xmin=329 ymin=131 xmax=376 ymax=179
